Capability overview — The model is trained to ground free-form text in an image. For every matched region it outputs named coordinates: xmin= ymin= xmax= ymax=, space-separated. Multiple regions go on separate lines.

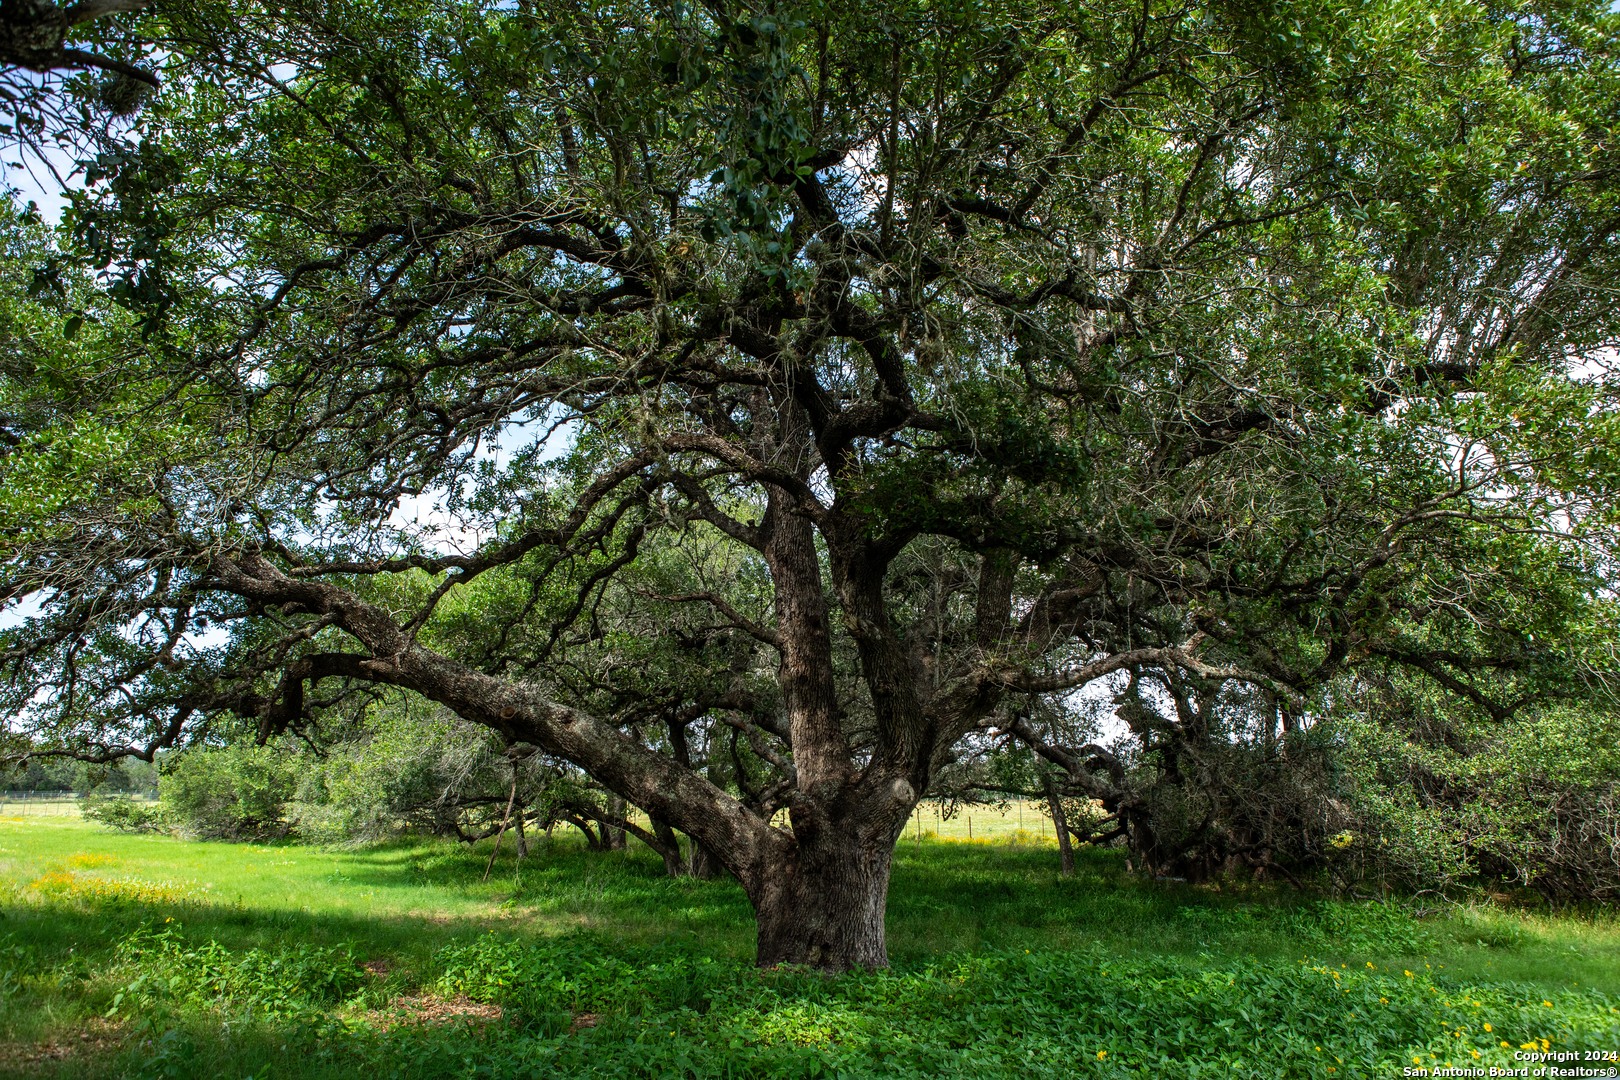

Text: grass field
xmin=1 ymin=815 xmax=1616 ymax=1079
xmin=0 ymin=797 xmax=83 ymax=819
xmin=3 ymin=794 xmax=1058 ymax=835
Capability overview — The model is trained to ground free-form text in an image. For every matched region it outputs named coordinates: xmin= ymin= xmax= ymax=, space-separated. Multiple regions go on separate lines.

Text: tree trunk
xmin=604 ymin=794 xmax=627 ymax=850
xmin=751 ymin=832 xmax=895 ymax=970
xmin=652 ymin=817 xmax=686 ymax=877
xmin=689 ymin=839 xmax=721 ymax=879
xmin=1043 ymin=777 xmax=1075 ymax=877
xmin=666 ymin=718 xmax=722 ymax=879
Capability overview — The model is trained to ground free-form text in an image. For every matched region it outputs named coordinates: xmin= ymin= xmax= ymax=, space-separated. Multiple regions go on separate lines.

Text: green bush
xmin=157 ymin=744 xmax=300 ymax=841
xmin=79 ymin=795 xmax=168 ymax=833
xmin=288 ymin=701 xmax=504 ymax=844
xmin=1094 ymin=680 xmax=1620 ymax=902
xmin=1339 ymin=698 xmax=1620 ymax=902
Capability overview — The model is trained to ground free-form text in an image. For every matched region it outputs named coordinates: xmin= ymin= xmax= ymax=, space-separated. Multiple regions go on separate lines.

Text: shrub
xmin=158 ymin=744 xmax=300 ymax=841
xmin=80 ymin=794 xmax=168 ymax=833
xmin=1339 ymin=698 xmax=1620 ymax=902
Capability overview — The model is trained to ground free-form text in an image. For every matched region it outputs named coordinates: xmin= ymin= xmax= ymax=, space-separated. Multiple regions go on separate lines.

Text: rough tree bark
xmin=1043 ymin=775 xmax=1075 ymax=878
xmin=752 ymin=828 xmax=899 ymax=969
xmin=603 ymin=796 xmax=627 ymax=851
xmin=0 ymin=0 xmax=156 ymax=84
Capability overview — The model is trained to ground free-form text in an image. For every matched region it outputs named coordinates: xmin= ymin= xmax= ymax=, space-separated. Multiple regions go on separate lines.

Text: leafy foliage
xmin=4 ymin=0 xmax=1620 ymax=965
xmin=1337 ymin=684 xmax=1620 ymax=902
xmin=148 ymin=742 xmax=300 ymax=842
xmin=110 ymin=926 xmax=363 ymax=1024
xmin=64 ymin=925 xmax=1620 ymax=1079
xmin=79 ymin=794 xmax=167 ymax=833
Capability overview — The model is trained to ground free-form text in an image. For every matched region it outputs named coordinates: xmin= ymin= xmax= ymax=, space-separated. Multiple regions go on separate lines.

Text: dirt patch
xmin=399 ymin=993 xmax=503 ymax=1025
xmin=361 ymin=993 xmax=504 ymax=1030
xmin=5 ymin=1018 xmax=126 ymax=1069
xmin=405 ymin=911 xmax=464 ymax=925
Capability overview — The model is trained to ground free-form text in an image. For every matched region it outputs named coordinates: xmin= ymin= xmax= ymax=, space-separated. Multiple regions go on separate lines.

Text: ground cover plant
xmin=2 ymin=816 xmax=1616 ymax=1078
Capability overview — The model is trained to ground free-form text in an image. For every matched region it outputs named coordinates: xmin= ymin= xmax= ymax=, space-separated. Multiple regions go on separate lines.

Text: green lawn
xmin=1 ymin=816 xmax=1616 ymax=1078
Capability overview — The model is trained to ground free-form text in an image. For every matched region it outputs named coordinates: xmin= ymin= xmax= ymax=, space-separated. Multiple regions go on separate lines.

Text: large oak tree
xmin=3 ymin=0 xmax=1619 ymax=969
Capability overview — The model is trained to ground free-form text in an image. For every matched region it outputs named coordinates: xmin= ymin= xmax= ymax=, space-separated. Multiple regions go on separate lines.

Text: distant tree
xmin=296 ymin=699 xmax=686 ymax=869
xmin=3 ymin=744 xmax=155 ymax=793
xmin=3 ymin=0 xmax=1619 ymax=969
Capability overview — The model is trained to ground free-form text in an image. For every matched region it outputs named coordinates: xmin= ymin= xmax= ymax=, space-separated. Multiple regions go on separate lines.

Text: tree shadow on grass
xmin=889 ymin=842 xmax=1217 ymax=959
xmin=3 ymin=828 xmax=1490 ymax=976
xmin=330 ymin=834 xmax=1210 ymax=963
xmin=4 ymin=840 xmax=1616 ymax=1080
xmin=2 ymin=838 xmax=1254 ymax=1036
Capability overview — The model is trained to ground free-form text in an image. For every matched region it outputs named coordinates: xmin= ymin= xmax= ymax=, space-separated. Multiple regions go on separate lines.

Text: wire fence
xmin=0 ymin=791 xmax=1069 ymax=845
xmin=905 ymin=799 xmax=1063 ymax=844
xmin=0 ymin=791 xmax=155 ymax=817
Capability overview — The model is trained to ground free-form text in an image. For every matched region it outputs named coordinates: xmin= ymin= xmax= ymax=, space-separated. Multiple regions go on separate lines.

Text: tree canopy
xmin=1 ymin=0 xmax=159 ymax=165
xmin=3 ymin=0 xmax=1619 ymax=969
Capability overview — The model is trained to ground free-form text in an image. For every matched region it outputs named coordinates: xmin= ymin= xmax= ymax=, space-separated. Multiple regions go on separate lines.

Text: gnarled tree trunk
xmin=749 ymin=820 xmax=904 ymax=970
